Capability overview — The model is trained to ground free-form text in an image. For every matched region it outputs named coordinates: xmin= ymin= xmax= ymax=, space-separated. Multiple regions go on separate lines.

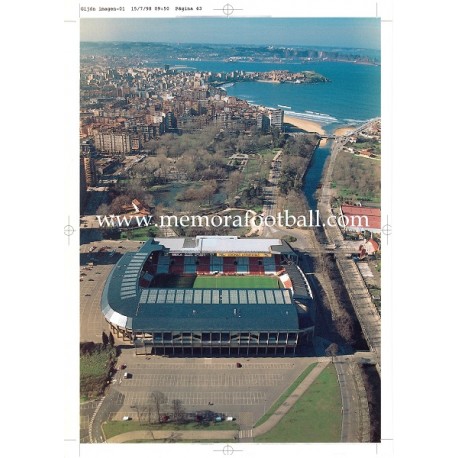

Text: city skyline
xmin=80 ymin=18 xmax=381 ymax=50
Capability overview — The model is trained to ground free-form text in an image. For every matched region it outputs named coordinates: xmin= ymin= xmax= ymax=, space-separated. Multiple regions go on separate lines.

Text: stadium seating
xmin=236 ymin=257 xmax=249 ymax=274
xmin=143 ymin=253 xmax=286 ymax=277
xmin=184 ymin=256 xmax=198 ymax=274
xmin=156 ymin=254 xmax=170 ymax=274
xmin=210 ymin=255 xmax=223 ymax=274
xmin=169 ymin=256 xmax=184 ymax=275
xmin=249 ymin=257 xmax=265 ymax=274
xmin=263 ymin=256 xmax=277 ymax=275
xmin=223 ymin=257 xmax=237 ymax=274
xmin=195 ymin=256 xmax=209 ymax=275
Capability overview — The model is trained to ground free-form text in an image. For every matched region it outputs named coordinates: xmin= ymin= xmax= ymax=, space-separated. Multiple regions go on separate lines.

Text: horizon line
xmin=80 ymin=41 xmax=381 ymax=52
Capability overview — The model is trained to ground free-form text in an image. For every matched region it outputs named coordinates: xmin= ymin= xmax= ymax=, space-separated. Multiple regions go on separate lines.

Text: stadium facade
xmin=101 ymin=236 xmax=315 ymax=356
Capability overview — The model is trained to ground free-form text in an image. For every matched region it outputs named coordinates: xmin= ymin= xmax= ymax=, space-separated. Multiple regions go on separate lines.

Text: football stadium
xmin=101 ymin=236 xmax=315 ymax=356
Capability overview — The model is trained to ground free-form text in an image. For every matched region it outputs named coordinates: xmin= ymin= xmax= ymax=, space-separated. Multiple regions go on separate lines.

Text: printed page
xmin=64 ymin=2 xmax=393 ymax=457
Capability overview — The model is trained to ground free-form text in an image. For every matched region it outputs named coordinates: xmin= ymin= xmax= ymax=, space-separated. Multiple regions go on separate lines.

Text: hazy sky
xmin=80 ymin=18 xmax=381 ymax=50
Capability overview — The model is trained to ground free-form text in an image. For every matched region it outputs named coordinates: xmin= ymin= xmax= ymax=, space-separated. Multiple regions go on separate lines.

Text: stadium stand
xmin=236 ymin=257 xmax=249 ymax=274
xmin=223 ymin=257 xmax=237 ymax=274
xmin=195 ymin=256 xmax=209 ymax=275
xmin=184 ymin=256 xmax=198 ymax=274
xmin=210 ymin=255 xmax=223 ymax=274
xmin=249 ymin=257 xmax=265 ymax=274
xmin=169 ymin=256 xmax=184 ymax=275
xmin=156 ymin=254 xmax=170 ymax=274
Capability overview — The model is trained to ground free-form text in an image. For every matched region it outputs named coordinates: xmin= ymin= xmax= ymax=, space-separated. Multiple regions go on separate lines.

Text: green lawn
xmin=80 ymin=350 xmax=113 ymax=378
xmin=193 ymin=275 xmax=279 ymax=289
xmin=124 ymin=439 xmax=233 ymax=443
xmin=255 ymin=362 xmax=318 ymax=427
xmin=238 ymin=150 xmax=275 ymax=192
xmin=255 ymin=364 xmax=342 ymax=443
xmin=80 ymin=346 xmax=116 ymax=401
xmin=103 ymin=420 xmax=238 ymax=440
xmin=120 ymin=226 xmax=158 ymax=241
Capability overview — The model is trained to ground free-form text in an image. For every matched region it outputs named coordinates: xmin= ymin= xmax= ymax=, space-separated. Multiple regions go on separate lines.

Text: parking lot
xmin=105 ymin=352 xmax=318 ymax=429
xmin=80 ymin=239 xmax=143 ymax=342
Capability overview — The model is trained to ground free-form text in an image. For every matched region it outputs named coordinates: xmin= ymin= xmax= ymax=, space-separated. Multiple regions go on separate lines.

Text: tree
xmin=171 ymin=399 xmax=186 ymax=423
xmin=150 ymin=391 xmax=167 ymax=423
xmin=108 ymin=332 xmax=115 ymax=348
xmin=101 ymin=331 xmax=109 ymax=348
xmin=226 ymin=171 xmax=243 ymax=197
xmin=334 ymin=311 xmax=356 ymax=345
xmin=199 ymin=180 xmax=218 ymax=205
xmin=325 ymin=342 xmax=339 ymax=363
xmin=109 ymin=195 xmax=131 ymax=214
xmin=96 ymin=203 xmax=110 ymax=215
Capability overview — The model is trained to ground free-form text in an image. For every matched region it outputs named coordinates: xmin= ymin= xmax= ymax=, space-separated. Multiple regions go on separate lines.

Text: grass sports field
xmin=150 ymin=274 xmax=280 ymax=289
xmin=193 ymin=275 xmax=279 ymax=289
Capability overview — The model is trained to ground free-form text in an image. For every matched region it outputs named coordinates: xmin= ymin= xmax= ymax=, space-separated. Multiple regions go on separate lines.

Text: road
xmin=334 ymin=357 xmax=367 ymax=442
xmin=317 ymin=120 xmax=382 ymax=373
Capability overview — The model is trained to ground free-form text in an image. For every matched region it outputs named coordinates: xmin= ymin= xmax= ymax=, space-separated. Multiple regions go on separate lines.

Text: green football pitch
xmin=192 ymin=275 xmax=279 ymax=289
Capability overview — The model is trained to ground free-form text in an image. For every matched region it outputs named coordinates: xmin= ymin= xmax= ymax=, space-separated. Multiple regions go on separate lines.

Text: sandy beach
xmin=283 ymin=115 xmax=325 ymax=135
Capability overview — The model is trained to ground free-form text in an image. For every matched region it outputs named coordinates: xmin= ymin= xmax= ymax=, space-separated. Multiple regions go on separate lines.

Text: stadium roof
xmin=155 ymin=236 xmax=294 ymax=256
xmin=134 ymin=290 xmax=298 ymax=332
xmin=101 ymin=239 xmax=300 ymax=333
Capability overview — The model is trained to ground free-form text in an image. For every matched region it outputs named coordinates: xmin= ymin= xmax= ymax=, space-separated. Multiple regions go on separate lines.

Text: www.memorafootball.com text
xmin=95 ymin=210 xmax=369 ymax=230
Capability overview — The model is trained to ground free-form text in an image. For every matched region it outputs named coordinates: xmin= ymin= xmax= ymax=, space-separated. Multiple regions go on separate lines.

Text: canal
xmin=302 ymin=139 xmax=332 ymax=210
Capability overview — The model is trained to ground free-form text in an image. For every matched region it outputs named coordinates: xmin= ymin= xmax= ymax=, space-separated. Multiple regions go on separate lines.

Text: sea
xmin=163 ymin=60 xmax=381 ymax=133
xmin=163 ymin=59 xmax=381 ymax=209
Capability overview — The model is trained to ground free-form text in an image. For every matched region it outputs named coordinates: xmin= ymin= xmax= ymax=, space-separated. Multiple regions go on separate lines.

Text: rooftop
xmin=101 ymin=238 xmax=301 ymax=333
xmin=341 ymin=205 xmax=381 ymax=230
xmin=155 ymin=236 xmax=292 ymax=256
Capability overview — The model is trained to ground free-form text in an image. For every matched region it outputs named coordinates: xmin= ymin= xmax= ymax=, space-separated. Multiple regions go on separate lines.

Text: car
xmin=120 ymin=364 xmax=127 ymax=370
xmin=122 ymin=416 xmax=131 ymax=421
xmin=236 ymin=362 xmax=242 ymax=368
xmin=123 ymin=372 xmax=131 ymax=379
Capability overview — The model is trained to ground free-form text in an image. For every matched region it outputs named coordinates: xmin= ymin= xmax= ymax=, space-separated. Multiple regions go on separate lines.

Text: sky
xmin=80 ymin=18 xmax=381 ymax=50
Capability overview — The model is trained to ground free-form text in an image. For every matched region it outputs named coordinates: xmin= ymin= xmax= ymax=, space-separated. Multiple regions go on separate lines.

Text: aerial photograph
xmin=79 ymin=16 xmax=382 ymax=447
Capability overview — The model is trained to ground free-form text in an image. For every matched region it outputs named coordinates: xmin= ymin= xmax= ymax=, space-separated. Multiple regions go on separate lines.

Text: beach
xmin=283 ymin=115 xmax=325 ymax=135
xmin=334 ymin=126 xmax=356 ymax=136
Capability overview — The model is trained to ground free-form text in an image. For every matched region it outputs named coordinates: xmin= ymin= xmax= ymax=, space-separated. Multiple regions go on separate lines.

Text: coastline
xmin=284 ymin=115 xmax=325 ymax=135
xmin=334 ymin=126 xmax=356 ymax=137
